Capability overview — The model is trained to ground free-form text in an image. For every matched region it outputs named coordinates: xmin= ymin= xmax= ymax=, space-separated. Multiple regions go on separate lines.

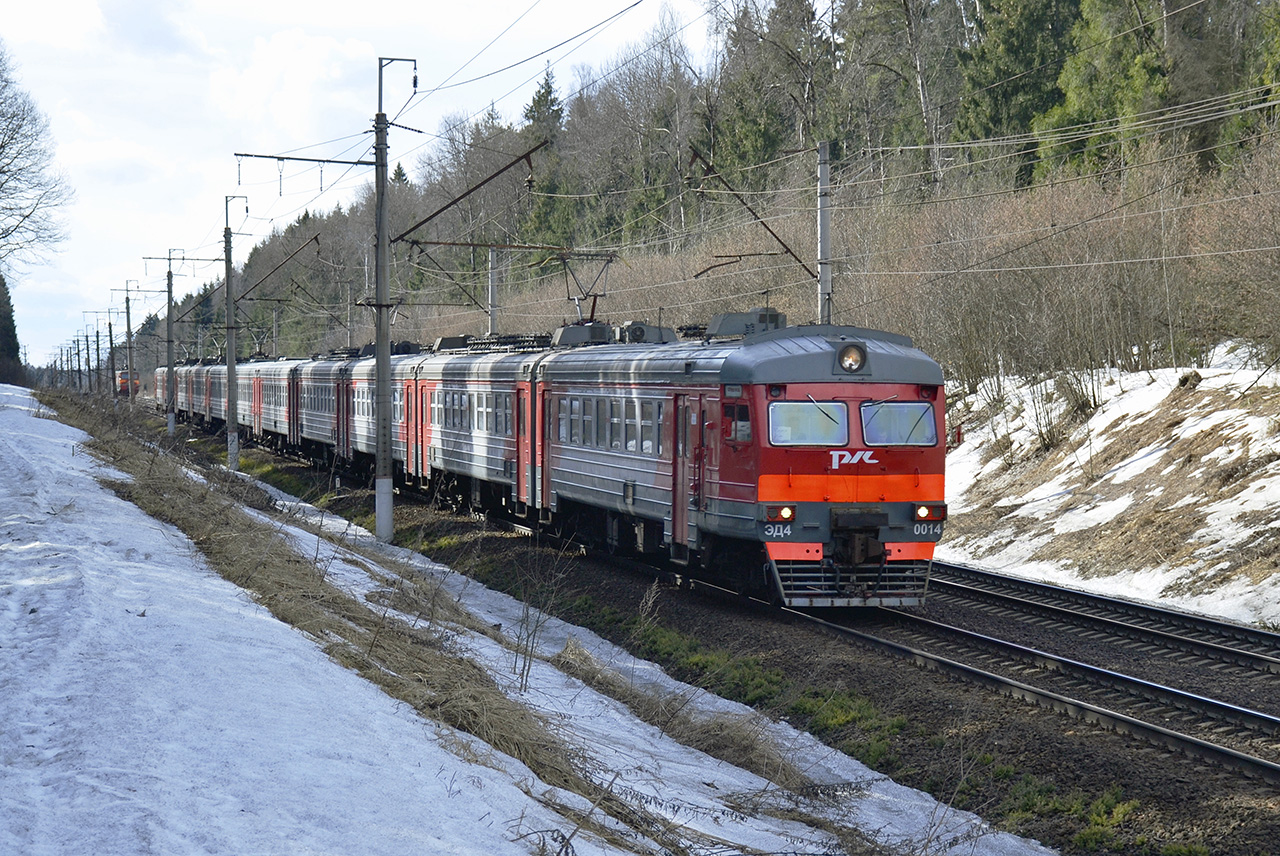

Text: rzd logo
xmin=830 ymin=450 xmax=879 ymax=468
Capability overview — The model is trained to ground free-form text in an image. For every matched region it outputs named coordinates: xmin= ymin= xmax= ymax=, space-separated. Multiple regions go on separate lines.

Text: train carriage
xmin=159 ymin=309 xmax=945 ymax=609
xmin=296 ymin=358 xmax=347 ymax=462
xmin=407 ymin=350 xmax=522 ymax=505
xmin=529 ymin=316 xmax=946 ymax=606
xmin=245 ymin=358 xmax=305 ymax=450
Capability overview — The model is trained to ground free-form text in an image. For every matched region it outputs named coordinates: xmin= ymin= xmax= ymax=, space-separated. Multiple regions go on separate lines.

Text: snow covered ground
xmin=939 ymin=344 xmax=1280 ymax=628
xmin=0 ymin=383 xmax=1055 ymax=856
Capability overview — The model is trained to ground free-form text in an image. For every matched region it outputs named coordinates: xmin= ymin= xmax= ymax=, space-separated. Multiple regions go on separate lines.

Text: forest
xmin=139 ymin=0 xmax=1280 ymax=402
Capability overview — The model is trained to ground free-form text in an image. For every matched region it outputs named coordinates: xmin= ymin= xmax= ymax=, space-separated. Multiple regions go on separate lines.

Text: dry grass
xmin=40 ymin=391 xmax=877 ymax=855
xmin=41 ymin=392 xmax=588 ymax=792
xmin=551 ymin=636 xmax=809 ymax=792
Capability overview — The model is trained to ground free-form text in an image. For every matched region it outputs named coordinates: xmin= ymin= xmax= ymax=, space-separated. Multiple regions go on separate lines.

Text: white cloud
xmin=3 ymin=1 xmax=105 ymax=50
xmin=209 ymin=29 xmax=371 ymax=140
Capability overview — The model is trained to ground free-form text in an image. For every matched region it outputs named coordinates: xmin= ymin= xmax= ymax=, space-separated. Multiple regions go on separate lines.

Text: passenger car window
xmin=624 ymin=400 xmax=638 ymax=451
xmin=860 ymin=401 xmax=937 ymax=446
xmin=608 ymin=400 xmax=622 ymax=450
xmin=767 ymin=401 xmax=848 ymax=446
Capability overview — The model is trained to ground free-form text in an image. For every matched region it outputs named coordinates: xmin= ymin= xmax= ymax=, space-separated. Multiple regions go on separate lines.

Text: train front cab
xmin=714 ymin=330 xmax=948 ymax=609
xmin=750 ymin=380 xmax=946 ymax=607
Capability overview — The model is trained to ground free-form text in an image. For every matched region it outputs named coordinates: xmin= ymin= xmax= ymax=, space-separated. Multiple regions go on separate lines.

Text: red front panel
xmin=753 ymin=381 xmax=945 ymax=506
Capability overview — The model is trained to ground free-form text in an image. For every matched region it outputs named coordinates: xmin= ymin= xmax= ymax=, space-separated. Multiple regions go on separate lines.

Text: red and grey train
xmin=157 ymin=309 xmax=946 ymax=608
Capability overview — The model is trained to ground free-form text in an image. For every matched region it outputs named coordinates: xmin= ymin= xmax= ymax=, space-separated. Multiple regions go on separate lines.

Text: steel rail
xmin=934 ymin=561 xmax=1280 ymax=657
xmin=880 ymin=609 xmax=1280 ymax=736
xmin=926 ymin=575 xmax=1280 ymax=676
xmin=790 ymin=607 xmax=1280 ymax=785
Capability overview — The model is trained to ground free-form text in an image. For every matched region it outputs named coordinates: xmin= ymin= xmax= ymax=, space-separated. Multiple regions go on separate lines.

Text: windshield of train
xmin=860 ymin=401 xmax=937 ymax=446
xmin=768 ymin=401 xmax=848 ymax=446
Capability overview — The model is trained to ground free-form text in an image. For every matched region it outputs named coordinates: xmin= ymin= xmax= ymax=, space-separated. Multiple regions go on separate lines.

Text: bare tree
xmin=0 ymin=40 xmax=71 ymax=268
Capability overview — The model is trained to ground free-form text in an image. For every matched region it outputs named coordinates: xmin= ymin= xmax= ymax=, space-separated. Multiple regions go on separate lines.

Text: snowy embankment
xmin=0 ymin=384 xmax=1054 ymax=856
xmin=939 ymin=344 xmax=1280 ymax=628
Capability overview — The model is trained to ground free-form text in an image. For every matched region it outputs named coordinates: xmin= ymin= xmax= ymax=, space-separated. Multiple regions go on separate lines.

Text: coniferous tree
xmin=1030 ymin=0 xmax=1167 ymax=176
xmin=955 ymin=0 xmax=1081 ymax=184
xmin=523 ymin=68 xmax=564 ymax=143
xmin=0 ymin=272 xmax=26 ymax=386
xmin=705 ymin=1 xmax=790 ymax=187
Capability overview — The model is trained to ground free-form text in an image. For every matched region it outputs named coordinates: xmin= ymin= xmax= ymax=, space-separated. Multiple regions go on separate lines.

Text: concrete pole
xmin=372 ymin=56 xmax=413 ymax=543
xmin=225 ymin=218 xmax=239 ymax=472
xmin=107 ymin=322 xmax=116 ymax=392
xmin=488 ymin=245 xmax=498 ymax=336
xmin=818 ymin=140 xmax=832 ymax=325
xmin=374 ymin=89 xmax=393 ymax=542
xmin=124 ymin=283 xmax=135 ymax=404
xmin=166 ymin=263 xmax=176 ymax=436
xmin=94 ymin=329 xmax=102 ymax=394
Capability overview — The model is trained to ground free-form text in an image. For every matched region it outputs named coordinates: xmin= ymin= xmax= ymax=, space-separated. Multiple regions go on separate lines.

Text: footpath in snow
xmin=0 ymin=384 xmax=1055 ymax=855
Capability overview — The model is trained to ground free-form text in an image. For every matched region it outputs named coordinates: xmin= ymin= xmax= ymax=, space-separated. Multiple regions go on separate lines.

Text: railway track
xmin=930 ymin=561 xmax=1280 ymax=671
xmin=463 ymin=511 xmax=1280 ymax=785
xmin=779 ymin=562 xmax=1280 ymax=785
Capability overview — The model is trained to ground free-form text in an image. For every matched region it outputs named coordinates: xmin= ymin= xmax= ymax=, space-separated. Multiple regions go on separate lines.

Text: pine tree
xmin=1031 ymin=0 xmax=1169 ymax=177
xmin=955 ymin=0 xmax=1080 ymax=183
xmin=523 ymin=68 xmax=564 ymax=142
xmin=0 ymin=273 xmax=27 ymax=386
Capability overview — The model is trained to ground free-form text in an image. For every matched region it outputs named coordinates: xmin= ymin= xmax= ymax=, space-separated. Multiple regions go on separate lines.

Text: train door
xmin=539 ymin=386 xmax=553 ymax=516
xmin=405 ymin=380 xmax=416 ymax=478
xmin=673 ymin=394 xmax=704 ymax=548
xmin=252 ymin=373 xmax=263 ymax=436
xmin=287 ymin=368 xmax=301 ymax=447
xmin=516 ymin=384 xmax=531 ymax=510
xmin=427 ymin=381 xmax=437 ymax=478
xmin=335 ymin=375 xmax=351 ymax=459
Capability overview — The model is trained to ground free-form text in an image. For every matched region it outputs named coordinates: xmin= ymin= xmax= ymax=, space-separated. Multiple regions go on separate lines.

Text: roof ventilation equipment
xmin=431 ymin=335 xmax=473 ymax=352
xmin=615 ymin=321 xmax=677 ymax=344
xmin=705 ymin=307 xmax=786 ymax=339
xmin=551 ymin=322 xmax=615 ymax=347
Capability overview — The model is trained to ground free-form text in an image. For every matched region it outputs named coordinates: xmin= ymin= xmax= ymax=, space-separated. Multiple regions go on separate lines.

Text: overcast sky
xmin=5 ymin=0 xmax=714 ymax=365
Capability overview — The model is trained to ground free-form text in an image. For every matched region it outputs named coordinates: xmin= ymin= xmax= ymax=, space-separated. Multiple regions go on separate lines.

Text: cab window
xmin=767 ymin=401 xmax=848 ymax=446
xmin=861 ymin=401 xmax=937 ymax=446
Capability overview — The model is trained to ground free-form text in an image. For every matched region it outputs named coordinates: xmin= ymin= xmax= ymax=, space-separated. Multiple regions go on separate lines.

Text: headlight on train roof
xmin=838 ymin=344 xmax=866 ymax=373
